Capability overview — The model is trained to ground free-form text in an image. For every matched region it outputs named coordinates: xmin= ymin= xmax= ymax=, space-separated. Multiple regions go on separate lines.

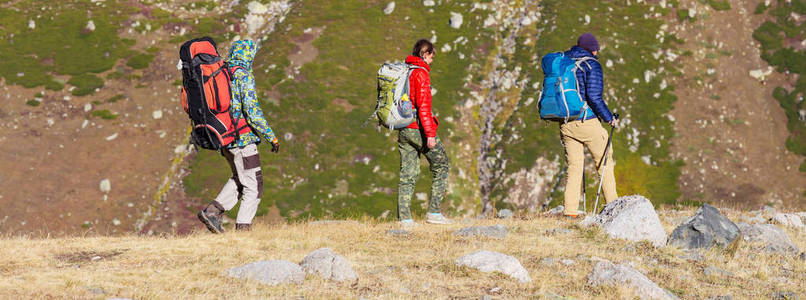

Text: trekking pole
xmin=581 ymin=172 xmax=587 ymax=215
xmin=593 ymin=113 xmax=619 ymax=215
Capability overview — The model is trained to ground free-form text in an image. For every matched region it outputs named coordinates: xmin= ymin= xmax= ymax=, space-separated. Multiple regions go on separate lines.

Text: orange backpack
xmin=179 ymin=37 xmax=251 ymax=150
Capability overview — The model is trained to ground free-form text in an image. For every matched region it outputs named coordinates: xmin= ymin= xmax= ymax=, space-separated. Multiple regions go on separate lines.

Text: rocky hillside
xmin=0 ymin=0 xmax=804 ymax=236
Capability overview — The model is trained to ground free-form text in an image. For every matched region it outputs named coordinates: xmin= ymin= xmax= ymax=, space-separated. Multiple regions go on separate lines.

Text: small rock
xmin=737 ymin=223 xmax=800 ymax=255
xmin=449 ymin=12 xmax=463 ymax=29
xmin=668 ymin=204 xmax=740 ymax=250
xmin=454 ymin=225 xmax=507 ymax=239
xmin=496 ymin=209 xmax=513 ymax=219
xmin=227 ymin=260 xmax=305 ymax=286
xmin=385 ymin=229 xmax=408 ymax=237
xmin=152 ymin=110 xmax=163 ymax=120
xmin=587 ymin=260 xmax=673 ymax=299
xmin=28 ymin=19 xmax=35 ymax=29
xmin=456 ymin=250 xmax=531 ymax=283
xmin=772 ymin=213 xmax=804 ymax=229
xmin=560 ymin=259 xmax=575 ymax=266
xmin=300 ymin=248 xmax=357 ymax=282
xmin=678 ymin=250 xmax=705 ymax=262
xmin=99 ymin=179 xmax=111 ymax=193
xmin=481 ymin=295 xmax=492 ymax=300
xmin=84 ymin=103 xmax=92 ymax=112
xmin=423 ymin=0 xmax=435 ymax=6
xmin=91 ymin=256 xmax=102 ymax=261
xmin=762 ymin=205 xmax=777 ymax=220
xmin=771 ymin=291 xmax=799 ymax=300
xmin=247 ymin=1 xmax=268 ymax=14
xmin=540 ymin=257 xmax=556 ymax=266
xmin=86 ymin=20 xmax=95 ymax=32
xmin=584 ymin=195 xmax=667 ymax=247
xmin=544 ymin=205 xmax=564 ymax=216
xmin=105 ymin=133 xmax=118 ymax=141
xmin=383 ymin=2 xmax=395 ymax=15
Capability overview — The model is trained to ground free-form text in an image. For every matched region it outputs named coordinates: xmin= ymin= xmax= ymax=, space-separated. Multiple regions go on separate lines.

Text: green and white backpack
xmin=369 ymin=62 xmax=424 ymax=130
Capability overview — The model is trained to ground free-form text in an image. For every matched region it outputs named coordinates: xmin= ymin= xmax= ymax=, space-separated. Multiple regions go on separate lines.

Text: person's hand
xmin=271 ymin=141 xmax=280 ymax=153
xmin=609 ymin=119 xmax=619 ymax=128
xmin=427 ymin=137 xmax=436 ymax=149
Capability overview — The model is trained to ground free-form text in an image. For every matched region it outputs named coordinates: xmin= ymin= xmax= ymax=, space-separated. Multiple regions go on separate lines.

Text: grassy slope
xmin=753 ymin=0 xmax=806 ymax=174
xmin=1 ymin=210 xmax=804 ymax=298
xmin=492 ymin=0 xmax=683 ymax=210
xmin=184 ymin=1 xmax=494 ymax=221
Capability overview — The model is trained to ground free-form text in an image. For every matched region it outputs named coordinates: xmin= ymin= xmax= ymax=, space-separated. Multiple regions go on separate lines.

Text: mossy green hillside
xmin=491 ymin=0 xmax=682 ymax=210
xmin=753 ymin=0 xmax=806 ymax=171
xmin=0 ymin=1 xmax=138 ymax=92
xmin=184 ymin=1 xmax=494 ymax=221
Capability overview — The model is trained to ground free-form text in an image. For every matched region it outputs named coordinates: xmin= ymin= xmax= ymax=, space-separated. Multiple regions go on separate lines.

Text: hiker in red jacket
xmin=397 ymin=39 xmax=453 ymax=226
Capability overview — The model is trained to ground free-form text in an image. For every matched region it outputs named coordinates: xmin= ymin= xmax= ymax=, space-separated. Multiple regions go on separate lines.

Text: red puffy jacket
xmin=404 ymin=55 xmax=438 ymax=138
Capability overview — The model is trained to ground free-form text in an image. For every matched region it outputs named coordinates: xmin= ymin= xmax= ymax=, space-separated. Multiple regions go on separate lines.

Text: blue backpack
xmin=538 ymin=52 xmax=596 ymax=122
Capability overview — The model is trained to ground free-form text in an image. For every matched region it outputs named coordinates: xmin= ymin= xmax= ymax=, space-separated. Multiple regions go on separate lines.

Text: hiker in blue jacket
xmin=560 ymin=33 xmax=619 ymax=217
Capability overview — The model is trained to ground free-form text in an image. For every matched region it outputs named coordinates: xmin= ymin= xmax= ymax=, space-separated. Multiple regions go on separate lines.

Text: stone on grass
xmin=737 ymin=223 xmax=800 ymax=255
xmin=385 ymin=229 xmax=408 ymax=237
xmin=383 ymin=2 xmax=395 ymax=15
xmin=583 ymin=195 xmax=667 ymax=247
xmin=772 ymin=213 xmax=804 ymax=229
xmin=668 ymin=204 xmax=740 ymax=250
xmin=456 ymin=250 xmax=531 ymax=283
xmin=703 ymin=266 xmax=734 ymax=278
xmin=227 ymin=260 xmax=305 ymax=286
xmin=587 ymin=260 xmax=673 ymax=300
xmin=449 ymin=12 xmax=463 ymax=29
xmin=300 ymin=248 xmax=357 ymax=282
xmin=496 ymin=209 xmax=513 ymax=219
xmin=454 ymin=225 xmax=507 ymax=239
xmin=544 ymin=205 xmax=564 ymax=216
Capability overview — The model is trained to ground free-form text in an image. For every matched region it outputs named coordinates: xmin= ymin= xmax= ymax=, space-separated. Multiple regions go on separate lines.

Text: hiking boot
xmin=399 ymin=219 xmax=421 ymax=228
xmin=235 ymin=223 xmax=252 ymax=231
xmin=197 ymin=201 xmax=225 ymax=234
xmin=425 ymin=213 xmax=454 ymax=225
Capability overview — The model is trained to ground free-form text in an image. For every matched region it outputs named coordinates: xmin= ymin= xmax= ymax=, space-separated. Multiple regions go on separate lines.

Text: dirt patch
xmin=668 ymin=0 xmax=806 ymax=209
xmin=286 ymin=26 xmax=325 ymax=78
xmin=55 ymin=249 xmax=127 ymax=264
xmin=332 ymin=98 xmax=357 ymax=112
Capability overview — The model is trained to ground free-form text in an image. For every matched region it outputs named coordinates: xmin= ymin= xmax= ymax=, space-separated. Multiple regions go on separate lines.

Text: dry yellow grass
xmin=0 ymin=209 xmax=804 ymax=299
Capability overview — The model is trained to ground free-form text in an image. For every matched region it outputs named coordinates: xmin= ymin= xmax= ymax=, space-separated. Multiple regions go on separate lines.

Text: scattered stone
xmin=496 ymin=209 xmax=513 ymax=219
xmin=300 ymin=248 xmax=357 ymax=282
xmin=544 ymin=205 xmax=564 ymax=216
xmin=454 ymin=225 xmax=507 ymax=239
xmin=227 ymin=260 xmax=305 ymax=286
xmin=772 ymin=213 xmax=804 ymax=229
xmin=449 ymin=12 xmax=463 ymax=29
xmin=703 ymin=266 xmax=734 ymax=277
xmin=737 ymin=223 xmax=800 ymax=255
xmin=668 ymin=204 xmax=740 ymax=250
xmin=99 ymin=179 xmax=111 ymax=193
xmin=383 ymin=2 xmax=395 ymax=15
xmin=152 ymin=110 xmax=163 ymax=120
xmin=587 ymin=260 xmax=673 ymax=299
xmin=546 ymin=228 xmax=572 ymax=235
xmin=456 ymin=250 xmax=531 ymax=283
xmin=560 ymin=259 xmax=575 ymax=266
xmin=28 ymin=19 xmax=35 ymax=30
xmin=86 ymin=20 xmax=96 ymax=32
xmin=771 ymin=291 xmax=799 ymax=300
xmin=84 ymin=103 xmax=92 ymax=112
xmin=762 ymin=205 xmax=777 ymax=220
xmin=583 ymin=195 xmax=667 ymax=247
xmin=385 ymin=229 xmax=408 ymax=237
xmin=423 ymin=0 xmax=435 ymax=6
xmin=106 ymin=133 xmax=118 ymax=141
xmin=540 ymin=257 xmax=556 ymax=266
xmin=749 ymin=67 xmax=773 ymax=81
xmin=678 ymin=250 xmax=705 ymax=262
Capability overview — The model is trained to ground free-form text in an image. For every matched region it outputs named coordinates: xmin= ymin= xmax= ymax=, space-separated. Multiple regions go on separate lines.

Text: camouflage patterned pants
xmin=397 ymin=128 xmax=450 ymax=220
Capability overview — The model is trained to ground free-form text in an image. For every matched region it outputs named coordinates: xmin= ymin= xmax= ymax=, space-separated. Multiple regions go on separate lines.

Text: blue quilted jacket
xmin=564 ymin=46 xmax=614 ymax=122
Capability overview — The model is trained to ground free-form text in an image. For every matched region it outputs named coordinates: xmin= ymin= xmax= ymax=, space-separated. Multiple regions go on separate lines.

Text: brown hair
xmin=411 ymin=39 xmax=435 ymax=58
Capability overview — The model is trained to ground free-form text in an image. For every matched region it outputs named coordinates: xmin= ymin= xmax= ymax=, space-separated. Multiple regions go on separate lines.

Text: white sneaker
xmin=425 ymin=213 xmax=454 ymax=225
xmin=399 ymin=219 xmax=421 ymax=228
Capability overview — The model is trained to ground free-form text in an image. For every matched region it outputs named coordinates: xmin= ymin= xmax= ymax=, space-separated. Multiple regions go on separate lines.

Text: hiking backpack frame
xmin=538 ymin=52 xmax=597 ymax=122
xmin=179 ymin=37 xmax=251 ymax=150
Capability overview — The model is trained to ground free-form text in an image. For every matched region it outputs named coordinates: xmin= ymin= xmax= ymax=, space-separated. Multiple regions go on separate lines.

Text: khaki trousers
xmin=214 ymin=143 xmax=263 ymax=224
xmin=560 ymin=120 xmax=617 ymax=215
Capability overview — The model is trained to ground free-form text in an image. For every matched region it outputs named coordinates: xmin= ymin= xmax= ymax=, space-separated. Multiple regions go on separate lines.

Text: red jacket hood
xmin=405 ymin=55 xmax=431 ymax=71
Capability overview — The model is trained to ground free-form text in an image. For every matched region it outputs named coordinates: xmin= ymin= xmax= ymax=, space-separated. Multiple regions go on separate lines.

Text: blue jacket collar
xmin=565 ymin=45 xmax=597 ymax=60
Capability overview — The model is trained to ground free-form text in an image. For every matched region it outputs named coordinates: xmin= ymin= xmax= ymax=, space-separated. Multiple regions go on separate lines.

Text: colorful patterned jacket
xmin=226 ymin=39 xmax=278 ymax=148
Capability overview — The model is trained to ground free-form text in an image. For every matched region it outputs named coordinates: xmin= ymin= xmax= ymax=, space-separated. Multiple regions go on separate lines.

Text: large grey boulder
xmin=455 ymin=250 xmax=531 ymax=283
xmin=582 ymin=195 xmax=667 ymax=247
xmin=587 ymin=260 xmax=673 ymax=300
xmin=300 ymin=248 xmax=357 ymax=282
xmin=737 ymin=223 xmax=800 ymax=255
xmin=454 ymin=225 xmax=508 ymax=239
xmin=227 ymin=260 xmax=305 ymax=285
xmin=668 ymin=204 xmax=740 ymax=250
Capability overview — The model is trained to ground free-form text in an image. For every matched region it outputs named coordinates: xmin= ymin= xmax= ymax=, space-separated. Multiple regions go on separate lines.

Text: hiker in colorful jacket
xmin=560 ymin=33 xmax=619 ymax=217
xmin=197 ymin=39 xmax=280 ymax=233
xmin=397 ymin=39 xmax=453 ymax=226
